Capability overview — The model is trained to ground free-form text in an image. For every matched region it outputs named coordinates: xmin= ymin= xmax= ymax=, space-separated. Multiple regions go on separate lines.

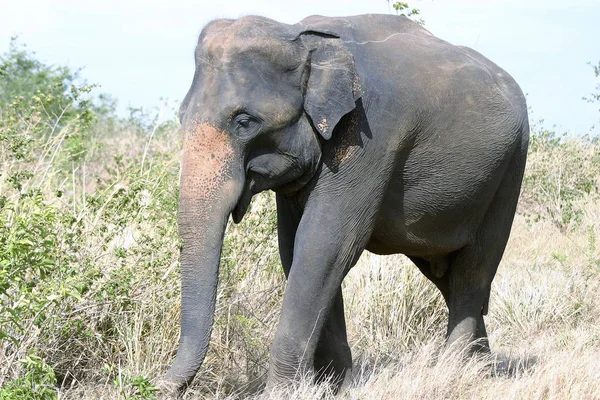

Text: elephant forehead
xmin=180 ymin=123 xmax=235 ymax=204
xmin=201 ymin=29 xmax=301 ymax=71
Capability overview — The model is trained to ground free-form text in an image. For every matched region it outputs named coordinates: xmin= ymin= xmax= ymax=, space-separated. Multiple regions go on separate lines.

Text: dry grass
xmin=187 ymin=207 xmax=600 ymax=400
xmin=60 ymin=197 xmax=600 ymax=399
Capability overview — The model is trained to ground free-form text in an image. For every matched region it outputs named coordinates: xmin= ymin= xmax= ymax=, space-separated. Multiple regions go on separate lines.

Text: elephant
xmin=164 ymin=13 xmax=529 ymax=393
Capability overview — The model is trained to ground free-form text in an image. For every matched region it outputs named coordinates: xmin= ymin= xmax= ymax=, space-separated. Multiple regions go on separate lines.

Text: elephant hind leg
xmin=445 ymin=263 xmax=492 ymax=353
xmin=412 ymin=253 xmax=491 ymax=352
xmin=313 ymin=288 xmax=352 ymax=391
xmin=445 ymin=148 xmax=526 ymax=354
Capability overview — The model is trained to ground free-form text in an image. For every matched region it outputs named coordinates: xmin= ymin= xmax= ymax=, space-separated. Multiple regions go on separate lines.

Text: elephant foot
xmin=322 ymin=365 xmax=353 ymax=395
xmin=444 ymin=336 xmax=491 ymax=356
xmin=491 ymin=354 xmax=538 ymax=377
xmin=263 ymin=353 xmax=352 ymax=395
xmin=314 ymin=362 xmax=352 ymax=392
xmin=262 ymin=367 xmax=352 ymax=399
xmin=314 ymin=350 xmax=353 ymax=394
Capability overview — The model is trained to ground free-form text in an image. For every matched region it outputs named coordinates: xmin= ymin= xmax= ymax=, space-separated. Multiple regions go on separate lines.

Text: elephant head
xmin=165 ymin=16 xmax=361 ymax=389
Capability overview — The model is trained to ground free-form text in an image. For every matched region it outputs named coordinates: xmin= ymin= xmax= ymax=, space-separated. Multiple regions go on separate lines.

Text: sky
xmin=1 ymin=0 xmax=599 ymax=135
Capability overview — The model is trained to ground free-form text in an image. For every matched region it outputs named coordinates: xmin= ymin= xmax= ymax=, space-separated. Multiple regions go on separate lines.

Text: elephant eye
xmin=232 ymin=113 xmax=261 ymax=138
xmin=237 ymin=116 xmax=251 ymax=128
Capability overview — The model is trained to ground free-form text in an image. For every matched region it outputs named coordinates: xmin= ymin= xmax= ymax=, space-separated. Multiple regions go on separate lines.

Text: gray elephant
xmin=164 ymin=13 xmax=529 ymax=393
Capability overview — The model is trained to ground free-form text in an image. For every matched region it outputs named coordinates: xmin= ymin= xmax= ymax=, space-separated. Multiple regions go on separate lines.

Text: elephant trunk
xmin=165 ymin=122 xmax=243 ymax=388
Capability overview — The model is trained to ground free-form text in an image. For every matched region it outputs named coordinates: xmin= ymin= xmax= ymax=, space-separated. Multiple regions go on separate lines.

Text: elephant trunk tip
xmin=163 ymin=351 xmax=203 ymax=394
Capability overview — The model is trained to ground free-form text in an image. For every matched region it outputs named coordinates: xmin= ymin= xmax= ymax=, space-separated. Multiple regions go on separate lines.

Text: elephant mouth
xmin=231 ymin=165 xmax=315 ymax=223
xmin=232 ymin=179 xmax=255 ymax=224
xmin=273 ymin=179 xmax=306 ymax=196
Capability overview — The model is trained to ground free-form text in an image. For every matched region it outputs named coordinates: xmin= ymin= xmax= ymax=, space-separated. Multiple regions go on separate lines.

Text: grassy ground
xmin=60 ymin=190 xmax=600 ymax=400
xmin=1 ymin=89 xmax=599 ymax=399
xmin=180 ymin=205 xmax=600 ymax=400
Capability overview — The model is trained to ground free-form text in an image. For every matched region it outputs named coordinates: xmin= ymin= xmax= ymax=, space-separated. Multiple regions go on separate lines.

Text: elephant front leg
xmin=267 ymin=207 xmax=371 ymax=390
xmin=275 ymin=194 xmax=352 ymax=390
xmin=267 ymin=264 xmax=352 ymax=388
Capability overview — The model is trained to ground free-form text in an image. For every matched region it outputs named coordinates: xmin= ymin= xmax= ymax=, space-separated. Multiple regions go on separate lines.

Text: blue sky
xmin=1 ymin=0 xmax=598 ymax=135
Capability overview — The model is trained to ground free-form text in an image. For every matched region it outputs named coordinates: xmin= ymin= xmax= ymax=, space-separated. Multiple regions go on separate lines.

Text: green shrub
xmin=0 ymin=354 xmax=57 ymax=400
xmin=113 ymin=373 xmax=158 ymax=400
xmin=0 ymin=40 xmax=182 ymax=394
xmin=521 ymin=127 xmax=600 ymax=230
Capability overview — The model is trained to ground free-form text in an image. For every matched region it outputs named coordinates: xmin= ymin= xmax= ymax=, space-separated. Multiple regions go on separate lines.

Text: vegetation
xmin=388 ymin=1 xmax=424 ymax=25
xmin=1 ymin=38 xmax=599 ymax=400
xmin=583 ymin=61 xmax=600 ymax=114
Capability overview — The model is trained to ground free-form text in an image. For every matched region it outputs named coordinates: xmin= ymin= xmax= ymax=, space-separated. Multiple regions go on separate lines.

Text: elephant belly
xmin=366 ymin=204 xmax=479 ymax=257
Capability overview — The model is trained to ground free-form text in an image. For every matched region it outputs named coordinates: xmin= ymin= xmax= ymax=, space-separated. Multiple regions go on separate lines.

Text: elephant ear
xmin=299 ymin=31 xmax=362 ymax=140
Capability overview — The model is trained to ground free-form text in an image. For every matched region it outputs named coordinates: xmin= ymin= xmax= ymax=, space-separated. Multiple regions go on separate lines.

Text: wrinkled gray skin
xmin=166 ymin=14 xmax=529 ymax=393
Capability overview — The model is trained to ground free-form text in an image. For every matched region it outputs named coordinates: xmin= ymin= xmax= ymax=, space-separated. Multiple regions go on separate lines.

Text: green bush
xmin=0 ymin=40 xmax=182 ymax=395
xmin=113 ymin=373 xmax=158 ymax=400
xmin=521 ymin=126 xmax=600 ymax=230
xmin=0 ymin=355 xmax=57 ymax=400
